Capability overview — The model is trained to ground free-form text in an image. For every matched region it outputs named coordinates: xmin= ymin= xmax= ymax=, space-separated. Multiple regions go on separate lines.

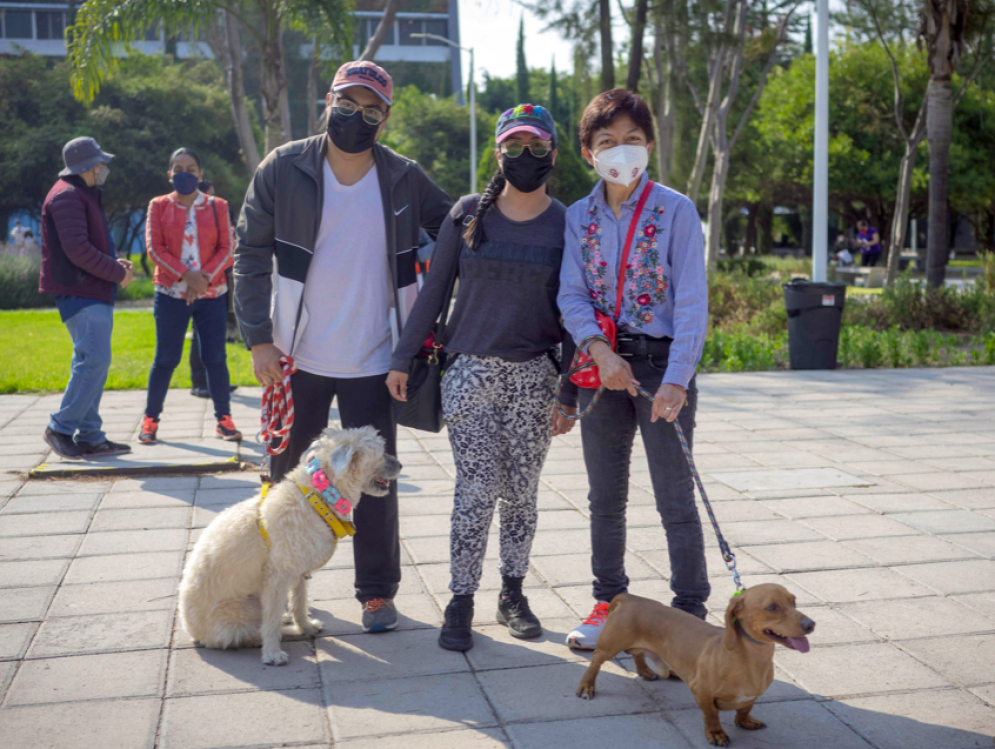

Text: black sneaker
xmin=43 ymin=427 xmax=81 ymax=461
xmin=76 ymin=439 xmax=132 ymax=457
xmin=439 ymin=596 xmax=474 ymax=651
xmin=190 ymin=387 xmax=210 ymax=398
xmin=496 ymin=590 xmax=543 ymax=639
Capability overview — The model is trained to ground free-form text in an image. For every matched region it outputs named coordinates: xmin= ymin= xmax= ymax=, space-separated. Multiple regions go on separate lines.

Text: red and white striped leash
xmin=258 ymin=355 xmax=297 ymax=461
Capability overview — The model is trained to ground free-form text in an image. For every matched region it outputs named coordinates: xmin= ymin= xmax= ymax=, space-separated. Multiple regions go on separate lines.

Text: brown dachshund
xmin=576 ymin=584 xmax=815 ymax=747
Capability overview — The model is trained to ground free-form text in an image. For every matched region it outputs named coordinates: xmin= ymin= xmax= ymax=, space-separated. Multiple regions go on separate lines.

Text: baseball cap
xmin=59 ymin=136 xmax=114 ymax=177
xmin=495 ymin=104 xmax=557 ymax=146
xmin=331 ymin=61 xmax=393 ymax=107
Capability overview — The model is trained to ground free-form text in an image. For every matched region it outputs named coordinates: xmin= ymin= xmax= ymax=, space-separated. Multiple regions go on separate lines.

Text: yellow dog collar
xmin=257 ymin=481 xmax=356 ymax=549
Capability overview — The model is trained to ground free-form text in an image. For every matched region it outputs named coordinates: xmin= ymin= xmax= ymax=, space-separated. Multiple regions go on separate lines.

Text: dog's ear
xmin=723 ymin=594 xmax=745 ymax=651
xmin=329 ymin=442 xmax=356 ymax=475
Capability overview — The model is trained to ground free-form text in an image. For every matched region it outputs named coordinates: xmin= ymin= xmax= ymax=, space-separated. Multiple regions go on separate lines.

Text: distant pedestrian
xmin=21 ymin=230 xmax=38 ymax=254
xmin=856 ymin=220 xmax=882 ymax=267
xmin=40 ymin=136 xmax=134 ymax=460
xmin=140 ymin=148 xmax=241 ymax=444
xmin=9 ymin=219 xmax=27 ymax=248
xmin=187 ymin=178 xmax=238 ymax=399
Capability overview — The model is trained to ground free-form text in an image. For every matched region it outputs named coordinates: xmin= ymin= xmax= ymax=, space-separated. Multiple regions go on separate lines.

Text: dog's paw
xmin=282 ymin=612 xmax=294 ymax=625
xmin=576 ymin=684 xmax=596 ymax=700
xmin=261 ymin=649 xmax=289 ymax=666
xmin=706 ymin=729 xmax=730 ymax=747
xmin=300 ymin=618 xmax=323 ymax=636
xmin=735 ymin=715 xmax=766 ymax=731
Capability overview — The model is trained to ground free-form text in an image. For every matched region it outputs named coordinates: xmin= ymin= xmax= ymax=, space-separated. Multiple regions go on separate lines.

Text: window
xmin=36 ymin=11 xmax=65 ymax=40
xmin=2 ymin=10 xmax=33 ymax=39
xmin=423 ymin=19 xmax=447 ymax=44
xmin=371 ymin=17 xmax=395 ymax=45
xmin=398 ymin=18 xmax=423 ymax=46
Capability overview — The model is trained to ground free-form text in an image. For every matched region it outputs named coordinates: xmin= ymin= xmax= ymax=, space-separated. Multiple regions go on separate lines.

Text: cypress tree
xmin=549 ymin=58 xmax=559 ymax=123
xmin=804 ymin=15 xmax=812 ymax=55
xmin=516 ymin=16 xmax=530 ymax=103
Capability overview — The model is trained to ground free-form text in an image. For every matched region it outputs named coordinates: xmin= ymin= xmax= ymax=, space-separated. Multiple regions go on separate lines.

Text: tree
xmin=919 ymin=0 xmax=993 ymax=287
xmin=517 ymin=17 xmax=531 ymax=103
xmin=804 ymin=14 xmax=812 ymax=54
xmin=599 ymin=0 xmax=614 ymax=90
xmin=0 ymin=53 xmax=247 ymax=253
xmin=360 ymin=0 xmax=401 ymax=60
xmin=67 ymin=0 xmax=353 ymax=161
xmin=625 ymin=0 xmax=650 ymax=90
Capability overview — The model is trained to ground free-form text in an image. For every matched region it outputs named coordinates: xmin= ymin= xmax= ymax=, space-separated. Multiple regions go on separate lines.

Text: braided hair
xmin=462 ymin=170 xmax=506 ymax=251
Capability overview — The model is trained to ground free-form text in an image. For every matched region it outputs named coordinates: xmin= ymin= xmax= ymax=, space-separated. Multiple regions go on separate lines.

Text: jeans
xmin=579 ymin=348 xmax=710 ymax=618
xmin=861 ymin=251 xmax=881 ymax=268
xmin=49 ymin=302 xmax=114 ymax=444
xmin=146 ymin=293 xmax=231 ymax=420
xmin=190 ymin=270 xmax=236 ymax=389
xmin=269 ymin=369 xmax=400 ymax=602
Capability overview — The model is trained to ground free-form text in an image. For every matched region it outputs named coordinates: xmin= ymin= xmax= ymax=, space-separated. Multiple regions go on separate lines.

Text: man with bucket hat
xmin=39 ymin=136 xmax=135 ymax=460
xmin=235 ymin=61 xmax=453 ymax=634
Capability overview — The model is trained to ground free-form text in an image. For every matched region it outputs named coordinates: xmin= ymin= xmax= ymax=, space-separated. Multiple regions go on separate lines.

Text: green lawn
xmin=0 ymin=309 xmax=257 ymax=394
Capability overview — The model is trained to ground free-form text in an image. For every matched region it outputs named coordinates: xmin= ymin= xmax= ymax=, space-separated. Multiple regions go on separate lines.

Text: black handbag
xmin=394 ymin=206 xmax=470 ymax=433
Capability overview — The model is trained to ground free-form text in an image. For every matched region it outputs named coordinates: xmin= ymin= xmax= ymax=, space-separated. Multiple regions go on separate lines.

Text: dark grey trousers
xmin=578 ymin=351 xmax=710 ymax=618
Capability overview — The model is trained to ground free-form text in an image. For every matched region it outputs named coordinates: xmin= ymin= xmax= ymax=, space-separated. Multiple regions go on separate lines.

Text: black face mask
xmin=501 ymin=151 xmax=554 ymax=194
xmin=327 ymin=110 xmax=380 ymax=154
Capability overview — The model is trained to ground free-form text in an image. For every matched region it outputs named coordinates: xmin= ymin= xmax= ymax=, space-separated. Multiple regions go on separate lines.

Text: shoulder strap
xmin=613 ymin=181 xmax=656 ymax=321
xmin=436 ymin=198 xmax=479 ymax=341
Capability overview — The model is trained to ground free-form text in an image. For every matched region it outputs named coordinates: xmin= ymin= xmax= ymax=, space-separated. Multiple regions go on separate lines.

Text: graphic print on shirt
xmin=158 ymin=193 xmax=223 ymax=300
xmin=580 ymin=204 xmax=613 ymax=316
xmin=580 ymin=202 xmax=669 ymax=325
xmin=622 ymin=205 xmax=669 ymax=326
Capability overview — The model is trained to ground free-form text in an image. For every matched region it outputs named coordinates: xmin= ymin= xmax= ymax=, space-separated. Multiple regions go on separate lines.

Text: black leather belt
xmin=616 ymin=335 xmax=673 ymax=358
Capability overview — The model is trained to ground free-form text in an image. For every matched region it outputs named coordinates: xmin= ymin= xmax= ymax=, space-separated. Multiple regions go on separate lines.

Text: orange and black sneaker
xmin=215 ymin=415 xmax=242 ymax=442
xmin=138 ymin=416 xmax=159 ymax=445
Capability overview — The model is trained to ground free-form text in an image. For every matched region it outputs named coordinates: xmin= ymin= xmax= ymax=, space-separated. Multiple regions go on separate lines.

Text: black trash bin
xmin=782 ymin=280 xmax=847 ymax=370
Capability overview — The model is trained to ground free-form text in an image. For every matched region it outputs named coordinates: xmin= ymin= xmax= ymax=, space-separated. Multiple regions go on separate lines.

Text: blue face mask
xmin=172 ymin=171 xmax=199 ymax=195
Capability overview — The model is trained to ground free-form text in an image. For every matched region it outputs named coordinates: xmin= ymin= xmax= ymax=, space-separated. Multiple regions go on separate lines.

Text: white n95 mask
xmin=592 ymin=145 xmax=649 ymax=186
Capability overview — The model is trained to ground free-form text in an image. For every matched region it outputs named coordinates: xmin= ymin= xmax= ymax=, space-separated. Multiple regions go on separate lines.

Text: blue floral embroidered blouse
xmin=558 ymin=173 xmax=708 ymax=389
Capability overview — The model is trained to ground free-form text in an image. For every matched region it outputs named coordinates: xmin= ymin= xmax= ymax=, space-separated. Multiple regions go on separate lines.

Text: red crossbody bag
xmin=569 ymin=181 xmax=656 ymax=388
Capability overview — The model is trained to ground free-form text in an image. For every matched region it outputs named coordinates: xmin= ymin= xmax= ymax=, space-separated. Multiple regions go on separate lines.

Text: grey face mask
xmin=94 ymin=164 xmax=110 ymax=187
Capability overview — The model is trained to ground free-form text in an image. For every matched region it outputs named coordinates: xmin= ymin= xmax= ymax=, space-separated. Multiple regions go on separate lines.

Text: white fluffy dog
xmin=179 ymin=426 xmax=401 ymax=665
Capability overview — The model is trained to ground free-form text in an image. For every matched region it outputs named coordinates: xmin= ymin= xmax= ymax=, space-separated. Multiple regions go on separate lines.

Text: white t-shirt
xmin=293 ymin=160 xmax=392 ymax=378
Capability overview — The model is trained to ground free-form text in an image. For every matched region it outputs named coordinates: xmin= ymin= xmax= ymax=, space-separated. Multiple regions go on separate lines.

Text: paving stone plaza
xmin=1 ymin=367 xmax=994 ymax=748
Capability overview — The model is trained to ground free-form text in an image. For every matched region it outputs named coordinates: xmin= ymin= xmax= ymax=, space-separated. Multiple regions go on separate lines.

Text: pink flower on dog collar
xmin=305 ymin=457 xmax=353 ymax=516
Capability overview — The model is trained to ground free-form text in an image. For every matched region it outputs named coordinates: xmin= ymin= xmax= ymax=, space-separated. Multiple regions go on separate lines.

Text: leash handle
xmin=556 ymin=361 xmax=745 ymax=592
xmin=258 ymin=355 xmax=297 ymax=457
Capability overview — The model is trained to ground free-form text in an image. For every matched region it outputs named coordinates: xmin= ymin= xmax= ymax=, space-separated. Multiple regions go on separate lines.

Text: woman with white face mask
xmin=557 ymin=88 xmax=710 ymax=651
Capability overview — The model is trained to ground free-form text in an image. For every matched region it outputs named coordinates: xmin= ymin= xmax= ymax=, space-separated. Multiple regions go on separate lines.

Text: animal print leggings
xmin=442 ymin=353 xmax=559 ymax=595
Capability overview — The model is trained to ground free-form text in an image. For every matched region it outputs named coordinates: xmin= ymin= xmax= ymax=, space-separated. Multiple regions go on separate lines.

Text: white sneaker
xmin=565 ymin=601 xmax=611 ymax=650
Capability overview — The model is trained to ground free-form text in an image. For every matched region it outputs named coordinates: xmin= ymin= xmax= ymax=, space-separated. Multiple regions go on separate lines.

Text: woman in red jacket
xmin=140 ymin=148 xmax=241 ymax=443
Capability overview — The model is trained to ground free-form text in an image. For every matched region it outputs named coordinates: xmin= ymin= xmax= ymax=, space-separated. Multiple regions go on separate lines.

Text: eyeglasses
xmin=500 ymin=140 xmax=553 ymax=159
xmin=333 ymin=97 xmax=388 ymax=125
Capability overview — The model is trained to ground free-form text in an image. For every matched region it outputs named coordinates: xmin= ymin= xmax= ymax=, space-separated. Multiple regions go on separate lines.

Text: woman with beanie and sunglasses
xmin=139 ymin=147 xmax=241 ymax=444
xmin=387 ymin=105 xmax=578 ymax=652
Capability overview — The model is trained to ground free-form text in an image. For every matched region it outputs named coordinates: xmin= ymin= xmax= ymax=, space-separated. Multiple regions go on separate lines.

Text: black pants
xmin=861 ymin=251 xmax=881 ymax=267
xmin=270 ymin=368 xmax=400 ymax=602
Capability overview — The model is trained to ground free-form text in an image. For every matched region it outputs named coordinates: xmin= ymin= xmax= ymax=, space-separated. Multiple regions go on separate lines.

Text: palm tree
xmin=919 ymin=0 xmax=993 ymax=287
xmin=67 ymin=0 xmax=353 ymax=168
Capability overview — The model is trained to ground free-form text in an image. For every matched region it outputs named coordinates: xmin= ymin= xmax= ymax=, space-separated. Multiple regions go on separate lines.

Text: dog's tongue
xmin=787 ymin=636 xmax=810 ymax=653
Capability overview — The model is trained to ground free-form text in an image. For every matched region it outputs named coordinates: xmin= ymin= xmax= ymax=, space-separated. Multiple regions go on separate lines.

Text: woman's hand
xmin=552 ymin=405 xmax=576 ymax=436
xmin=386 ymin=370 xmax=409 ymax=402
xmin=251 ymin=343 xmax=285 ymax=386
xmin=184 ymin=287 xmax=200 ymax=304
xmin=183 ymin=270 xmax=210 ymax=295
xmin=651 ymin=383 xmax=686 ymax=423
xmin=590 ymin=341 xmax=639 ymax=394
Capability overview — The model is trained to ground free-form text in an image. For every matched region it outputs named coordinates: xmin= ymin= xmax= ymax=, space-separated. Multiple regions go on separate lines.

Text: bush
xmin=717 ymin=257 xmax=767 ymax=277
xmin=0 ymin=247 xmax=47 ymax=309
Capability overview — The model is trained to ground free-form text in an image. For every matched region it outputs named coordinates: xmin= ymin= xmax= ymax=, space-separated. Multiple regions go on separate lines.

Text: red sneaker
xmin=215 ymin=415 xmax=242 ymax=442
xmin=139 ymin=416 xmax=158 ymax=445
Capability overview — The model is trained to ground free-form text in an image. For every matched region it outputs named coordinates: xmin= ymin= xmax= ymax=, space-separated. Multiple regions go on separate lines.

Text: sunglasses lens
xmin=531 ymin=144 xmax=550 ymax=158
xmin=503 ymin=143 xmax=524 ymax=158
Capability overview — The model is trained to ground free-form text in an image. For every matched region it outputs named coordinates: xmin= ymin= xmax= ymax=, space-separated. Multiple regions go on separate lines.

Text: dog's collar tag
xmin=306 ymin=459 xmax=354 ymax=516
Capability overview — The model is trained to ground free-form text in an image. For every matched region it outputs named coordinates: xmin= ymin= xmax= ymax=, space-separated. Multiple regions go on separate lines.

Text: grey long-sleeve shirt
xmin=390 ymin=194 xmax=578 ymax=405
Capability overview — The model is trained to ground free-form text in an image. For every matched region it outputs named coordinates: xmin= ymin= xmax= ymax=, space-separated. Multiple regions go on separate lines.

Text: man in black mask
xmin=234 ymin=61 xmax=452 ymax=635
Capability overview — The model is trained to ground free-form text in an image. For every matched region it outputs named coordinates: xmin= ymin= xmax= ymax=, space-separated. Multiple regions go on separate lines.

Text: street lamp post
xmin=812 ymin=0 xmax=829 ymax=282
xmin=412 ymin=33 xmax=476 ymax=193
